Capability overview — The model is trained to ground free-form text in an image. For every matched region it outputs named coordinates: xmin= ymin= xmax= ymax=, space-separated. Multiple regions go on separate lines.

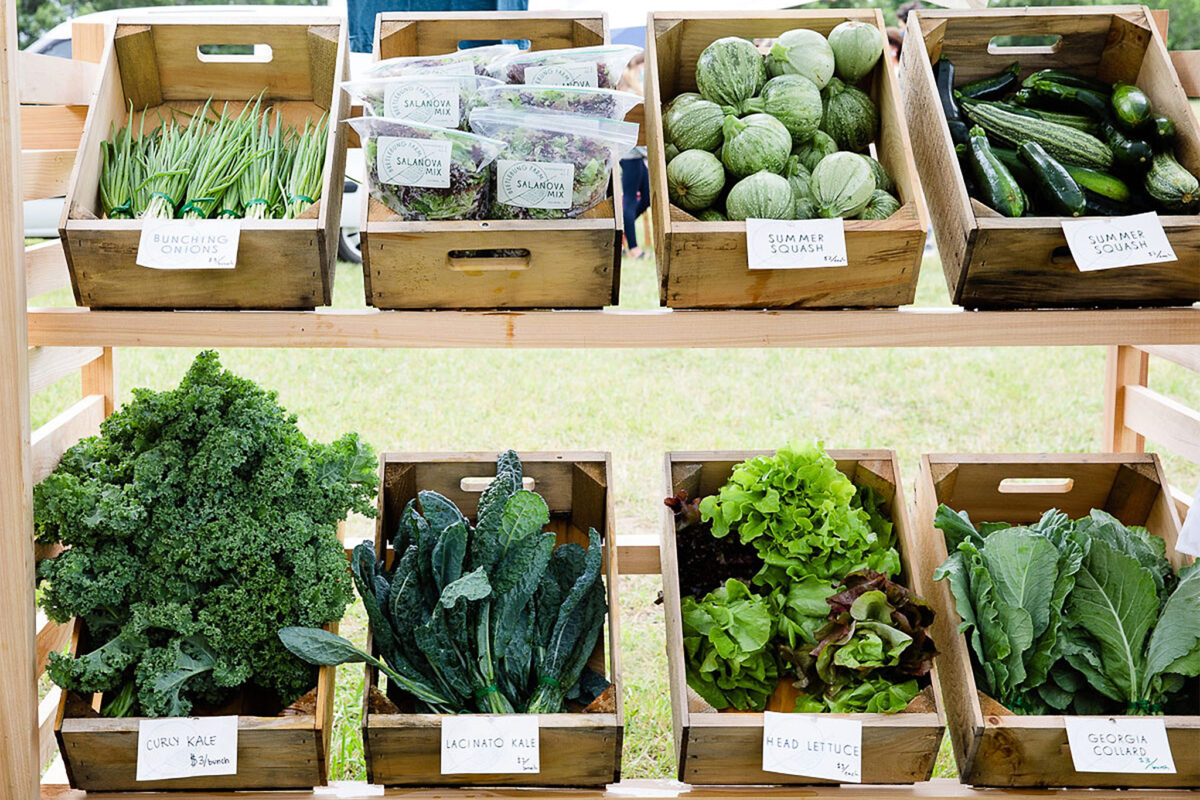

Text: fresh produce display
xmin=668 ymin=444 xmax=936 ymax=714
xmin=936 ymin=58 xmax=1200 ymax=216
xmin=341 ymin=74 xmax=503 ymax=130
xmin=366 ymin=44 xmax=519 ymax=79
xmin=281 ymin=451 xmax=610 ymax=715
xmin=660 ymin=26 xmax=900 ymax=222
xmin=667 ymin=149 xmax=726 ymax=211
xmin=350 ymin=117 xmax=505 ymax=220
xmin=34 ymin=351 xmax=376 ymax=718
xmin=98 ymin=96 xmax=328 ymax=220
xmin=935 ymin=506 xmax=1200 ymax=715
xmin=488 ymin=44 xmax=642 ymax=89
xmin=811 ymin=151 xmax=875 ymax=218
xmin=479 ymin=84 xmax=643 ymax=120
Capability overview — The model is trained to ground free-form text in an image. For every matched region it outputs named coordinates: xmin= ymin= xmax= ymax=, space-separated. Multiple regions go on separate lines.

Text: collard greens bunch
xmin=35 ymin=351 xmax=376 ymax=717
xmin=936 ymin=506 xmax=1200 ymax=715
xmin=673 ymin=444 xmax=936 ymax=714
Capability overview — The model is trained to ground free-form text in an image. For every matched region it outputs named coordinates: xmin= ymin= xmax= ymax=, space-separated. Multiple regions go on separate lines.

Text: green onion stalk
xmin=283 ymin=113 xmax=327 ymax=219
xmin=238 ymin=108 xmax=286 ymax=220
xmin=137 ymin=101 xmax=211 ymax=219
xmin=98 ymin=114 xmax=136 ymax=219
xmin=180 ymin=99 xmax=262 ymax=220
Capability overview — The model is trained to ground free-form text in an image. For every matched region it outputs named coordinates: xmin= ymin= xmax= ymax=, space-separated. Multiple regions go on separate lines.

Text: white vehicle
xmin=24 ymin=5 xmax=365 ymax=263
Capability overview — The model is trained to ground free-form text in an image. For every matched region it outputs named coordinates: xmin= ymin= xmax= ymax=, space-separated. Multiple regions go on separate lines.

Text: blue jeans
xmin=620 ymin=157 xmax=650 ymax=249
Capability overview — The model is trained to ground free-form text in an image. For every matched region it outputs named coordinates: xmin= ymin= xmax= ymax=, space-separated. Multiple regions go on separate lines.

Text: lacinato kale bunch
xmin=281 ymin=450 xmax=611 ymax=714
xmin=34 ymin=351 xmax=376 ymax=718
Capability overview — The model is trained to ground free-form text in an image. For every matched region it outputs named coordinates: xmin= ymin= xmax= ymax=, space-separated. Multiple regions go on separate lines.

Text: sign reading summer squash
xmin=441 ymin=714 xmax=540 ymax=774
xmin=496 ymin=160 xmax=574 ymax=210
xmin=135 ymin=218 xmax=240 ymax=270
xmin=384 ymin=79 xmax=460 ymax=127
xmin=745 ymin=218 xmax=849 ymax=270
xmin=377 ymin=136 xmax=452 ymax=188
xmin=761 ymin=711 xmax=862 ymax=782
xmin=1060 ymin=212 xmax=1177 ymax=272
xmin=1064 ymin=717 xmax=1176 ymax=774
xmin=136 ymin=716 xmax=238 ymax=781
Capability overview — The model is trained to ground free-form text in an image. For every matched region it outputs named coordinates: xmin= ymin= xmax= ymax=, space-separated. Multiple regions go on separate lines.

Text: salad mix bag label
xmin=761 ymin=711 xmax=862 ymax=782
xmin=135 ymin=716 xmax=238 ymax=781
xmin=377 ymin=136 xmax=453 ymax=189
xmin=496 ymin=160 xmax=574 ymax=210
xmin=1061 ymin=212 xmax=1177 ymax=271
xmin=1064 ymin=717 xmax=1176 ymax=774
xmin=441 ymin=715 xmax=540 ymax=774
xmin=384 ymin=79 xmax=460 ymax=127
xmin=523 ymin=61 xmax=598 ymax=88
xmin=136 ymin=218 xmax=240 ymax=270
xmin=745 ymin=218 xmax=849 ymax=270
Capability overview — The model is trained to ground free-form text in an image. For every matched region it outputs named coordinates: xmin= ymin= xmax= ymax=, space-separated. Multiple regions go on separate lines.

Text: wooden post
xmin=70 ymin=21 xmax=109 ymax=63
xmin=1 ymin=0 xmax=40 ymax=797
xmin=81 ymin=347 xmax=117 ymax=416
xmin=1103 ymin=345 xmax=1150 ymax=452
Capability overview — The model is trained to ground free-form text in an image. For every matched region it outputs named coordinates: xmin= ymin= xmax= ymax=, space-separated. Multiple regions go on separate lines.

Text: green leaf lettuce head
xmin=681 ymin=578 xmax=779 ymax=711
xmin=36 ymin=351 xmax=376 ymax=717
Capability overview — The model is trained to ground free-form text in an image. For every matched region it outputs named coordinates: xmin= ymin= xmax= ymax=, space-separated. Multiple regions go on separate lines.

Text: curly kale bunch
xmin=35 ymin=351 xmax=376 ymax=718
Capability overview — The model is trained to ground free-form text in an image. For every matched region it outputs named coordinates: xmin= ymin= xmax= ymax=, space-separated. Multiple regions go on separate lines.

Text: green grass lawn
xmin=28 ymin=245 xmax=1200 ymax=782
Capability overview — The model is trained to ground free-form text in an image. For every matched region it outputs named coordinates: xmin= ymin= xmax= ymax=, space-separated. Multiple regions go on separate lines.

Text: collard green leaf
xmin=1144 ymin=561 xmax=1200 ymax=688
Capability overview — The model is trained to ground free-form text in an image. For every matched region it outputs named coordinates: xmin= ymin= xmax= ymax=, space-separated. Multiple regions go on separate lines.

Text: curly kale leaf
xmin=35 ymin=351 xmax=375 ymax=717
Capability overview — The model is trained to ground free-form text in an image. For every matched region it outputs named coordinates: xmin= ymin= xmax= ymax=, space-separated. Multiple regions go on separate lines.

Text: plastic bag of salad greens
xmin=366 ymin=44 xmax=519 ymax=79
xmin=468 ymin=107 xmax=638 ymax=219
xmin=342 ymin=74 xmax=503 ymax=130
xmin=478 ymin=84 xmax=642 ymax=120
xmin=349 ymin=116 xmax=505 ymax=220
xmin=488 ymin=44 xmax=642 ymax=89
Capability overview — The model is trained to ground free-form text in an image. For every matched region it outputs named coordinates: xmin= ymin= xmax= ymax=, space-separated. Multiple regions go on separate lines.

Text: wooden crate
xmin=54 ymin=619 xmax=335 ymax=791
xmin=661 ymin=450 xmax=946 ymax=785
xmin=363 ymin=451 xmax=624 ymax=787
xmin=901 ymin=7 xmax=1200 ymax=310
xmin=59 ymin=16 xmax=348 ymax=309
xmin=361 ymin=13 xmax=623 ymax=310
xmin=912 ymin=452 xmax=1196 ymax=788
xmin=646 ymin=12 xmax=929 ymax=309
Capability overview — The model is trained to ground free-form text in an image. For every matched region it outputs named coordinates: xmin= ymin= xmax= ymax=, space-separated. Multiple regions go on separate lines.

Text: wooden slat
xmin=1124 ymin=385 xmax=1200 ymax=464
xmin=30 ymin=394 xmax=104 ymax=483
xmin=1104 ymin=345 xmax=1150 ymax=452
xmin=80 ymin=346 xmax=116 ymax=416
xmin=23 ymin=307 xmax=1200 ymax=349
xmin=27 ymin=346 xmax=102 ymax=394
xmin=25 ymin=240 xmax=71 ymax=298
xmin=1142 ymin=345 xmax=1200 ymax=373
xmin=38 ymin=687 xmax=60 ymax=772
xmin=19 ymin=105 xmax=87 ymax=150
xmin=17 ymin=51 xmax=98 ymax=105
xmin=1172 ymin=50 xmax=1200 ymax=98
xmin=20 ymin=150 xmax=75 ymax=201
xmin=1172 ymin=484 xmax=1193 ymax=520
xmin=616 ymin=534 xmax=659 ymax=575
xmin=36 ymin=615 xmax=71 ymax=677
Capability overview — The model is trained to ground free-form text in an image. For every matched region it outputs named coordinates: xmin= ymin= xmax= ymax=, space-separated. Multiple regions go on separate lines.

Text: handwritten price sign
xmin=1065 ymin=717 xmax=1176 ymax=774
xmin=1061 ymin=212 xmax=1177 ymax=272
xmin=745 ymin=218 xmax=849 ymax=270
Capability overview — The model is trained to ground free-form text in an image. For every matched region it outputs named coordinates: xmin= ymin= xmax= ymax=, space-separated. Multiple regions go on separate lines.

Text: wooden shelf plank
xmin=37 ymin=779 xmax=1200 ymax=799
xmin=25 ymin=307 xmax=1200 ymax=349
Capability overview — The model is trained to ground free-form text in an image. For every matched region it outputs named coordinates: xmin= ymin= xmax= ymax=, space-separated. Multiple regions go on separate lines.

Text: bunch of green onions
xmin=98 ymin=93 xmax=328 ymax=221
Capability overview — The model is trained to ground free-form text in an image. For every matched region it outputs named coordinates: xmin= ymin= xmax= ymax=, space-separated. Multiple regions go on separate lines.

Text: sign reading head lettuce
xmin=377 ymin=136 xmax=452 ymax=189
xmin=497 ymin=160 xmax=574 ymax=210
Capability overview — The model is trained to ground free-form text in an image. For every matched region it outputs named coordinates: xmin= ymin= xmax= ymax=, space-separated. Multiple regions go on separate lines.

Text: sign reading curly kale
xmin=378 ymin=136 xmax=453 ymax=188
xmin=497 ymin=160 xmax=574 ymax=210
xmin=384 ymin=80 xmax=460 ymax=127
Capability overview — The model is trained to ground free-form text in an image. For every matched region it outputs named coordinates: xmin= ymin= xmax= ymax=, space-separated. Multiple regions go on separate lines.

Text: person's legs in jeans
xmin=620 ymin=157 xmax=646 ymax=257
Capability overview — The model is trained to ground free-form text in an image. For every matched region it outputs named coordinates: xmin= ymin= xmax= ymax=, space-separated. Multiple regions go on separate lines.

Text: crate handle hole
xmin=458 ymin=38 xmax=532 ymax=51
xmin=196 ymin=44 xmax=274 ymax=63
xmin=998 ymin=477 xmax=1075 ymax=494
xmin=461 ymin=476 xmax=536 ymax=492
xmin=447 ymin=249 xmax=531 ymax=272
xmin=1050 ymin=245 xmax=1075 ymax=265
xmin=988 ymin=35 xmax=1062 ymax=55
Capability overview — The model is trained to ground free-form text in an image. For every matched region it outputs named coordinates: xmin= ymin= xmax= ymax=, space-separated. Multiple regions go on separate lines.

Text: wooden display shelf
xmin=24 ymin=306 xmax=1200 ymax=349
xmin=36 ymin=778 xmax=1200 ymax=798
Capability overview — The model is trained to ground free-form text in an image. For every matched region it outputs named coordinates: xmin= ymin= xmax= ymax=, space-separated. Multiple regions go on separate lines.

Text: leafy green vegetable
xmin=283 ymin=450 xmax=610 ymax=715
xmin=36 ymin=351 xmax=376 ymax=717
xmin=681 ymin=579 xmax=779 ymax=711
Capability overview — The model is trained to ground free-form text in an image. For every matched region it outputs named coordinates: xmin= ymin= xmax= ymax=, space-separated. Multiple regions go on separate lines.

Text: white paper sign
xmin=384 ymin=79 xmax=460 ymax=127
xmin=524 ymin=61 xmax=597 ymax=88
xmin=745 ymin=218 xmax=849 ymax=270
xmin=1064 ymin=717 xmax=1176 ymax=774
xmin=377 ymin=137 xmax=452 ymax=188
xmin=1061 ymin=212 xmax=1177 ymax=272
xmin=762 ymin=711 xmax=862 ymax=782
xmin=441 ymin=714 xmax=539 ymax=774
xmin=496 ymin=160 xmax=574 ymax=210
xmin=1175 ymin=481 xmax=1200 ymax=557
xmin=136 ymin=218 xmax=240 ymax=270
xmin=136 ymin=716 xmax=238 ymax=781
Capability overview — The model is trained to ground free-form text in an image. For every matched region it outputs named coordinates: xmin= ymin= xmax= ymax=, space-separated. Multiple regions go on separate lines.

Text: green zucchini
xmin=1026 ymin=81 xmax=1111 ymax=120
xmin=1099 ymin=120 xmax=1153 ymax=170
xmin=1145 ymin=150 xmax=1200 ymax=212
xmin=1062 ymin=164 xmax=1132 ymax=203
xmin=991 ymin=146 xmax=1037 ymax=186
xmin=960 ymin=98 xmax=1113 ymax=170
xmin=1083 ymin=188 xmax=1138 ymax=217
xmin=1021 ymin=68 xmax=1111 ymax=95
xmin=1020 ymin=108 xmax=1099 ymax=134
xmin=990 ymin=101 xmax=1042 ymax=120
xmin=1150 ymin=116 xmax=1176 ymax=148
xmin=1111 ymin=82 xmax=1153 ymax=132
xmin=1018 ymin=141 xmax=1085 ymax=217
xmin=957 ymin=62 xmax=1020 ymax=101
xmin=966 ymin=124 xmax=1024 ymax=217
